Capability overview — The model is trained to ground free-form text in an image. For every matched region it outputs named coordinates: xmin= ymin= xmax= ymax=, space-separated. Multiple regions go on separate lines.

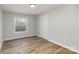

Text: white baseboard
xmin=4 ymin=35 xmax=36 ymax=41
xmin=37 ymin=35 xmax=79 ymax=53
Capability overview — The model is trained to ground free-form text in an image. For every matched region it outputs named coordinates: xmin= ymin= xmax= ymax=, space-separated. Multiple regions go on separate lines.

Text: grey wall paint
xmin=37 ymin=5 xmax=79 ymax=51
xmin=0 ymin=10 xmax=3 ymax=49
xmin=3 ymin=11 xmax=37 ymax=40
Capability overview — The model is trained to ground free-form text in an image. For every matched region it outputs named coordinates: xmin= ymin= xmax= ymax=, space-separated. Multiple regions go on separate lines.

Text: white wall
xmin=0 ymin=9 xmax=3 ymax=49
xmin=3 ymin=11 xmax=37 ymax=40
xmin=37 ymin=5 xmax=79 ymax=51
xmin=37 ymin=13 xmax=48 ymax=37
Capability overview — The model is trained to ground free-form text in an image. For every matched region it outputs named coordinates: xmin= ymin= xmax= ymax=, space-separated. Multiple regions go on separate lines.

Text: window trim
xmin=14 ymin=17 xmax=28 ymax=33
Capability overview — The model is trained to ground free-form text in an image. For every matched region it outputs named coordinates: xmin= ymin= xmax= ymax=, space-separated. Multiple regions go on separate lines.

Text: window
xmin=14 ymin=17 xmax=27 ymax=33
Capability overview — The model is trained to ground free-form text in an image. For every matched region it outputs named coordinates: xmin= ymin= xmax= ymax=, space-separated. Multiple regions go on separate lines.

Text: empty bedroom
xmin=0 ymin=4 xmax=79 ymax=54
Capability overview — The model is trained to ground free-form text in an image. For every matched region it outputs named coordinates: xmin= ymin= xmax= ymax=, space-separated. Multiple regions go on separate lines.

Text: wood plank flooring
xmin=0 ymin=36 xmax=77 ymax=54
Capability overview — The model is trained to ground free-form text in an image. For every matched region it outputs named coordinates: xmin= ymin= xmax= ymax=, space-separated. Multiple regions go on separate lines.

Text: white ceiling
xmin=0 ymin=4 xmax=61 ymax=15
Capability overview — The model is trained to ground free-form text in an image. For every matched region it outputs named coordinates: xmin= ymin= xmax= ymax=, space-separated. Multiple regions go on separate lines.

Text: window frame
xmin=14 ymin=17 xmax=28 ymax=33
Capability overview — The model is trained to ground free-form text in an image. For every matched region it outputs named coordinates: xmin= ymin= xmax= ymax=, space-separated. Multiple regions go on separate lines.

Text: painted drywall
xmin=0 ymin=9 xmax=3 ymax=49
xmin=3 ymin=11 xmax=37 ymax=40
xmin=37 ymin=5 xmax=79 ymax=51
xmin=37 ymin=13 xmax=48 ymax=38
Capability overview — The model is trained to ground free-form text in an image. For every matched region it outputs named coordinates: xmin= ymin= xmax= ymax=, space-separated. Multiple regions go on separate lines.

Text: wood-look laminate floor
xmin=0 ymin=36 xmax=77 ymax=54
